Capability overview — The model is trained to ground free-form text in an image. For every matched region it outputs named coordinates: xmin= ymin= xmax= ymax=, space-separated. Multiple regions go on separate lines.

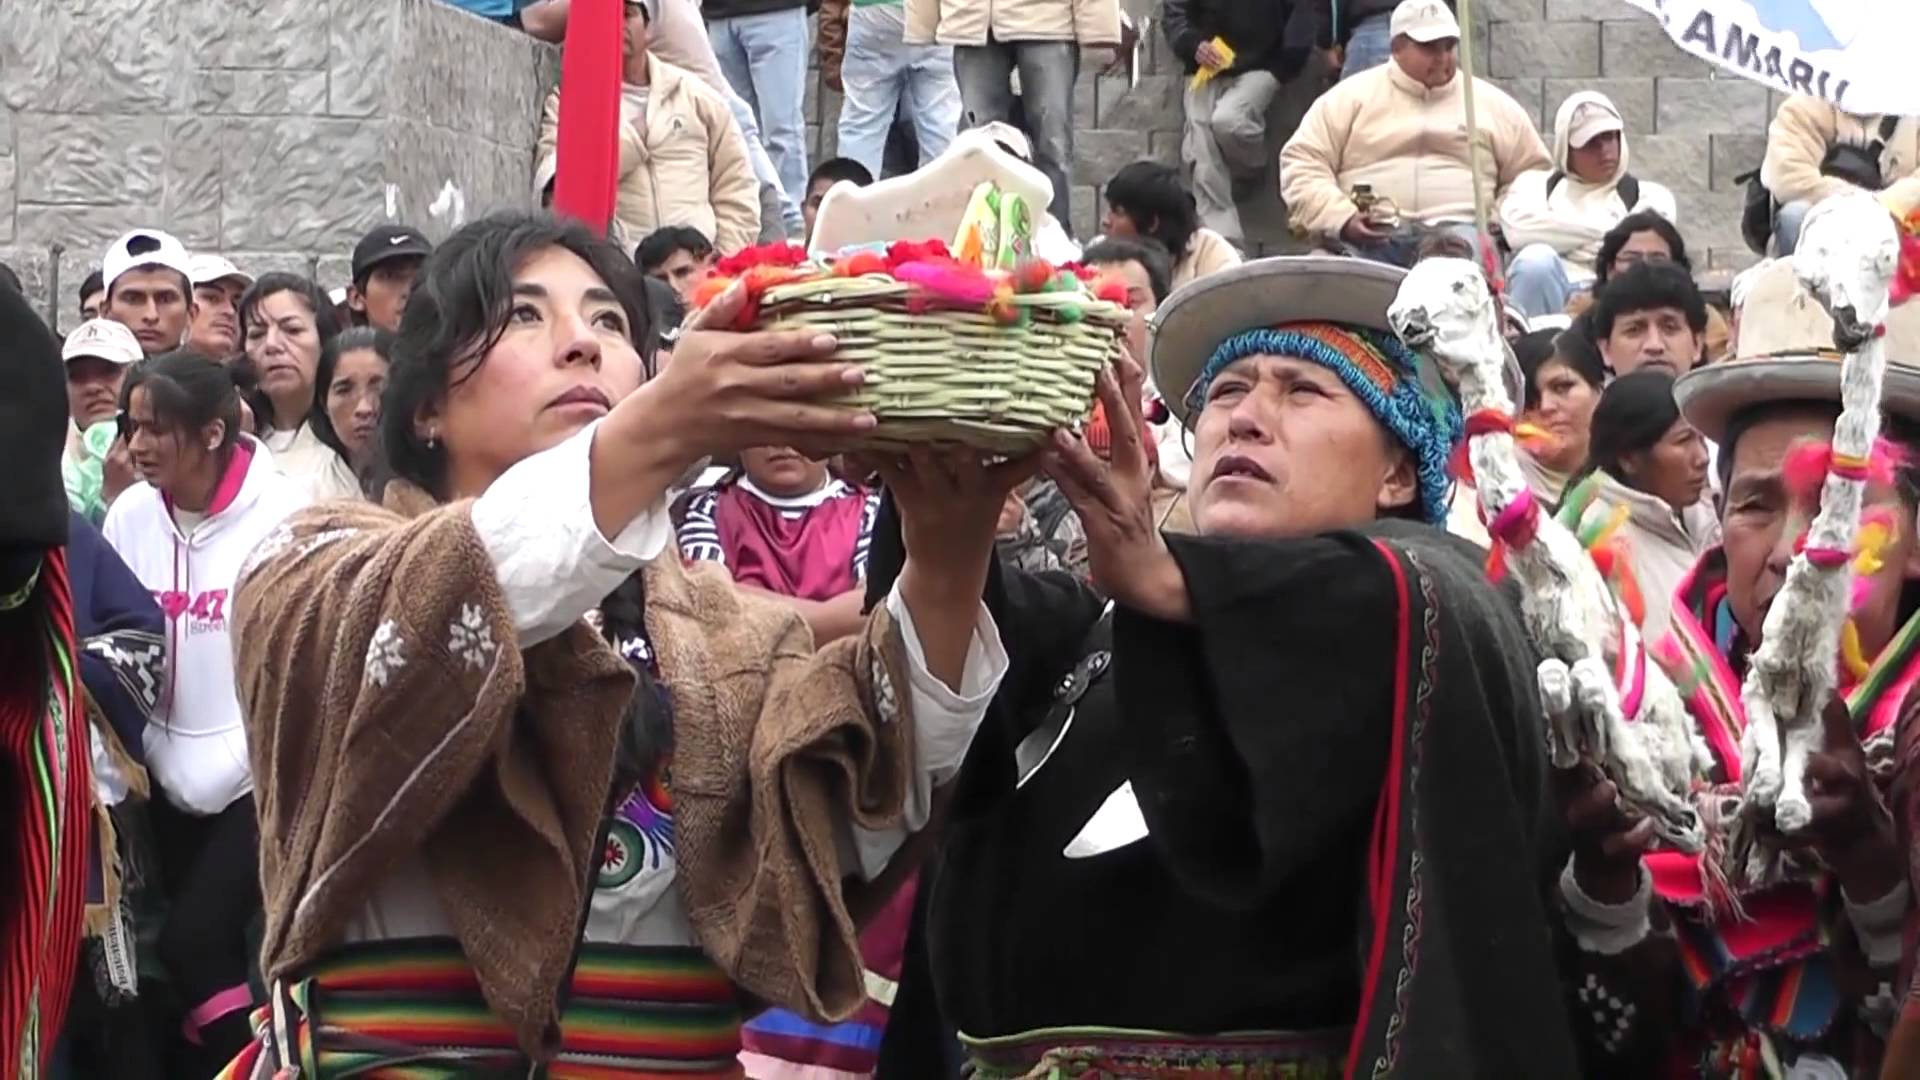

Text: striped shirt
xmin=678 ymin=477 xmax=880 ymax=583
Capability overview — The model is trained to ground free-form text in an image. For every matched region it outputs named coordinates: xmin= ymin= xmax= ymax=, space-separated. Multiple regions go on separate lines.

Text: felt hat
xmin=1147 ymin=256 xmax=1517 ymax=525
xmin=1674 ymin=256 xmax=1920 ymax=442
xmin=1148 ymin=256 xmax=1520 ymax=426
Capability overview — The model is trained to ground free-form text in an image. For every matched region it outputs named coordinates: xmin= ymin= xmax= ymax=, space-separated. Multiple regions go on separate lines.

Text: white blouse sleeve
xmin=469 ymin=420 xmax=672 ymax=648
xmin=838 ymin=581 xmax=1008 ymax=880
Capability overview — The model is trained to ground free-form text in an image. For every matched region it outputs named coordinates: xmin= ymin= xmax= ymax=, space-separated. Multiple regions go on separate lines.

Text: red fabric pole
xmin=552 ymin=0 xmax=623 ymax=234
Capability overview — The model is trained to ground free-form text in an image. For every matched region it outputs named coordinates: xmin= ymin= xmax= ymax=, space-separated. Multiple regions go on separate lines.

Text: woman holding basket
xmin=218 ymin=212 xmax=1031 ymax=1078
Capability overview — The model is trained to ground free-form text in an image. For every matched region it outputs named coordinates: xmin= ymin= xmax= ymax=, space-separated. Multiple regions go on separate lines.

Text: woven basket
xmin=754 ymin=274 xmax=1131 ymax=454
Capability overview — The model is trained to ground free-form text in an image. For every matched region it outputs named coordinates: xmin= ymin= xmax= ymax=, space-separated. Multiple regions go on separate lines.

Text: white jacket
xmin=262 ymin=421 xmax=361 ymax=503
xmin=1499 ymin=91 xmax=1677 ymax=282
xmin=102 ymin=437 xmax=307 ymax=814
xmin=1575 ymin=470 xmax=1718 ymax=645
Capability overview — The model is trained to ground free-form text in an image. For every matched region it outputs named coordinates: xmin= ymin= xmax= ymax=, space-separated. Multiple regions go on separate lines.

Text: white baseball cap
xmin=188 ymin=253 xmax=254 ymax=290
xmin=1390 ymin=0 xmax=1461 ymax=43
xmin=62 ymin=318 xmax=143 ymax=367
xmin=102 ymin=229 xmax=193 ymax=292
xmin=1568 ymin=101 xmax=1624 ymax=148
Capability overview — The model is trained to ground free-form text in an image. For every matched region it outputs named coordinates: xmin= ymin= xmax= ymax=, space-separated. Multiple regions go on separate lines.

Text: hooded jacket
xmin=101 ymin=436 xmax=306 ymax=815
xmin=1498 ymin=92 xmax=1677 ymax=281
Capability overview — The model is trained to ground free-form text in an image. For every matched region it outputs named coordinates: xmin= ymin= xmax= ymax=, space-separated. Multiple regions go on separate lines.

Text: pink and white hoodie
xmin=102 ymin=436 xmax=306 ymax=815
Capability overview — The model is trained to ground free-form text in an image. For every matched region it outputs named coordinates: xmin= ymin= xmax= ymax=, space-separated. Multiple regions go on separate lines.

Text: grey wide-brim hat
xmin=1148 ymin=255 xmax=1520 ymax=426
xmin=1675 ymin=257 xmax=1920 ymax=443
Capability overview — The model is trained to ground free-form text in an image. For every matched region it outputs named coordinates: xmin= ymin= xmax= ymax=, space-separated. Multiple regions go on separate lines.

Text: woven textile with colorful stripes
xmin=960 ymin=1025 xmax=1349 ymax=1079
xmin=215 ymin=938 xmax=744 ymax=1079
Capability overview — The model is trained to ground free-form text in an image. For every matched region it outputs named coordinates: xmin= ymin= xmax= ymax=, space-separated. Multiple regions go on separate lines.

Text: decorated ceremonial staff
xmin=0 ymin=273 xmax=92 ymax=1078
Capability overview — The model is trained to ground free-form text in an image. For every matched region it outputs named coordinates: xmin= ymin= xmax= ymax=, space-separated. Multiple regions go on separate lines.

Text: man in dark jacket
xmin=1162 ymin=0 xmax=1314 ymax=248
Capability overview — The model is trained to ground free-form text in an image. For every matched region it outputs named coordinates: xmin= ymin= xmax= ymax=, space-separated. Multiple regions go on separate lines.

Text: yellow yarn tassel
xmin=1842 ymin=619 xmax=1871 ymax=681
xmin=1855 ymin=518 xmax=1893 ymax=577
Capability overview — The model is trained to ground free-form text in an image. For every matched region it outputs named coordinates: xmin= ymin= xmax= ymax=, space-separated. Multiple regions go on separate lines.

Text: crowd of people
xmin=9 ymin=0 xmax=1920 ymax=1079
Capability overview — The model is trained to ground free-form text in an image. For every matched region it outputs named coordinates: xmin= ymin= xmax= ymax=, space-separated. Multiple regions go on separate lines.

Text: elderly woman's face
xmin=1188 ymin=354 xmax=1417 ymax=539
xmin=431 ymin=246 xmax=645 ymax=497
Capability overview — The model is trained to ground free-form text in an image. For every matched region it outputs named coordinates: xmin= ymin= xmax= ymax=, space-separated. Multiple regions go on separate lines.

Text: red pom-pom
xmin=714 ymin=241 xmax=808 ymax=278
xmin=1094 ymin=279 xmax=1129 ymax=305
xmin=1012 ymin=258 xmax=1055 ymax=294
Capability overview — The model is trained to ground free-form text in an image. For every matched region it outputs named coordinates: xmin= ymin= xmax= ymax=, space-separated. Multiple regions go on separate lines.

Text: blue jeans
xmin=838 ymin=3 xmax=962 ymax=177
xmin=1341 ymin=13 xmax=1393 ymax=79
xmin=716 ymin=76 xmax=798 ymax=238
xmin=951 ymin=39 xmax=1080 ymax=234
xmin=709 ymin=7 xmax=810 ymax=231
xmin=1507 ymin=243 xmax=1579 ymax=319
xmin=1774 ymin=199 xmax=1814 ymax=256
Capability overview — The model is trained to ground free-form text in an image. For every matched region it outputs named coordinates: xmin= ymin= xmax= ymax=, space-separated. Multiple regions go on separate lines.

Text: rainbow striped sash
xmin=218 ymin=937 xmax=743 ymax=1079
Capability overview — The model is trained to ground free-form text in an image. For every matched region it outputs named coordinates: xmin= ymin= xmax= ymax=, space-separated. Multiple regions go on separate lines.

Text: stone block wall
xmin=0 ymin=0 xmax=558 ymax=334
xmin=795 ymin=0 xmax=1779 ymax=269
xmin=2 ymin=0 xmax=1777 ymax=335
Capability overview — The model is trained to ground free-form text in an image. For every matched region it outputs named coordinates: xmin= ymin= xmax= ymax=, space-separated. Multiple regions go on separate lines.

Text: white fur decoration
xmin=1389 ymin=259 xmax=1705 ymax=853
xmin=1741 ymin=191 xmax=1899 ymax=833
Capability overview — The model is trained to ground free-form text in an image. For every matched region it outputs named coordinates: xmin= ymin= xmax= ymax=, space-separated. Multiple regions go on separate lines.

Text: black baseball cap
xmin=351 ymin=224 xmax=433 ymax=283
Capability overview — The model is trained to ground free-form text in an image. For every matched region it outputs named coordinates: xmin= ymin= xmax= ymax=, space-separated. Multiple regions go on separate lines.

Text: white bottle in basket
xmin=808 ymin=122 xmax=1079 ymax=265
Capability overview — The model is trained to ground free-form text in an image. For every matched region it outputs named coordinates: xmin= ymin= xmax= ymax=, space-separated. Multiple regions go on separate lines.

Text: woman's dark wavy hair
xmin=119 ymin=350 xmax=244 ymax=466
xmin=1594 ymin=212 xmax=1692 ymax=286
xmin=376 ymin=212 xmax=663 ymax=795
xmin=310 ymin=325 xmax=394 ymax=479
xmin=378 ymin=211 xmax=654 ymax=502
xmin=1104 ymin=161 xmax=1200 ymax=262
xmin=1567 ymin=369 xmax=1682 ymax=496
xmin=239 ymin=272 xmax=342 ymax=430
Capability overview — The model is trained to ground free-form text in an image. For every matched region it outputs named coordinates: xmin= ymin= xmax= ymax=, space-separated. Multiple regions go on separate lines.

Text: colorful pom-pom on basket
xmin=693 ymin=187 xmax=1132 ymax=453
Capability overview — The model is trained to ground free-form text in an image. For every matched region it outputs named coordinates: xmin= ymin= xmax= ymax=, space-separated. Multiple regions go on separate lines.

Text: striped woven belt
xmin=230 ymin=937 xmax=744 ymax=1079
xmin=961 ymin=1025 xmax=1349 ymax=1080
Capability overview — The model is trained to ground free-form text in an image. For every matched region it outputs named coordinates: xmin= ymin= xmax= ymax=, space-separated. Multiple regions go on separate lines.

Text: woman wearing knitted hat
xmin=864 ymin=256 xmax=1580 ymax=1077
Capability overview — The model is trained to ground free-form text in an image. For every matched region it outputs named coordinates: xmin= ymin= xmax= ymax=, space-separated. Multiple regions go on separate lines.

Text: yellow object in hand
xmin=1190 ymin=37 xmax=1236 ymax=89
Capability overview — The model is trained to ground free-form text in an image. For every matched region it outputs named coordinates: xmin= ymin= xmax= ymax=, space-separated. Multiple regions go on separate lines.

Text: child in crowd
xmin=678 ymin=445 xmax=879 ymax=647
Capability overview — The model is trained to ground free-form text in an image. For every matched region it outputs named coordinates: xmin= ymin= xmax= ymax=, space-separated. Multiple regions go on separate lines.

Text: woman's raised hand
xmin=856 ymin=445 xmax=1041 ymax=691
xmin=647 ymin=280 xmax=878 ymax=460
xmin=1043 ymin=350 xmax=1190 ymax=623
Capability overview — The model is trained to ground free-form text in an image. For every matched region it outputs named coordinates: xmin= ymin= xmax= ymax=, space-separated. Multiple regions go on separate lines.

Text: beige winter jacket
xmin=1280 ymin=60 xmax=1550 ymax=236
xmin=1760 ymin=95 xmax=1919 ymax=206
xmin=1171 ymin=227 xmax=1242 ymax=291
xmin=1499 ymin=91 xmax=1678 ymax=281
xmin=536 ymin=54 xmax=760 ymax=255
xmin=904 ymin=0 xmax=1123 ymax=47
xmin=1575 ymin=471 xmax=1719 ymax=645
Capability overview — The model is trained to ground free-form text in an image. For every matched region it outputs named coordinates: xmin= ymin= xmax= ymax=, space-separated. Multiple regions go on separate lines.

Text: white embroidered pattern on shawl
xmin=449 ymin=604 xmax=497 ymax=670
xmin=239 ymin=521 xmax=296 ymax=583
xmin=870 ymin=650 xmax=899 ymax=724
xmin=364 ymin=620 xmax=407 ymax=688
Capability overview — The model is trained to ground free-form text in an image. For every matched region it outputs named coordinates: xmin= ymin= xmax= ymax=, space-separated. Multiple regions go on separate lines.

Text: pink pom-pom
xmin=1871 ymin=436 xmax=1914 ymax=489
xmin=1781 ymin=439 xmax=1834 ymax=506
xmin=891 ymin=261 xmax=997 ymax=306
xmin=1851 ymin=573 xmax=1874 ymax=614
